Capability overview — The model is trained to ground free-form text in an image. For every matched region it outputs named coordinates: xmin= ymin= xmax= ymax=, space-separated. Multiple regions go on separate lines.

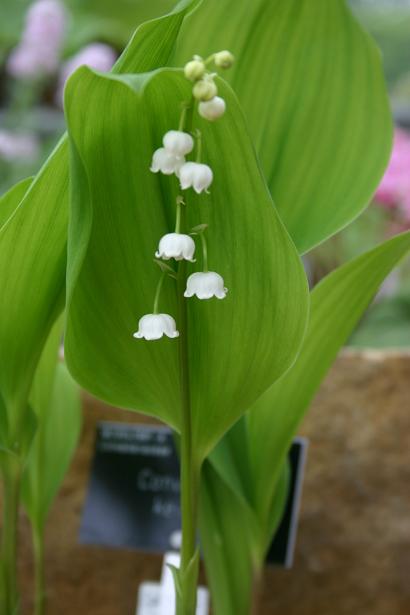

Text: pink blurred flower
xmin=374 ymin=128 xmax=410 ymax=221
xmin=55 ymin=43 xmax=117 ymax=106
xmin=7 ymin=0 xmax=67 ymax=79
xmin=56 ymin=43 xmax=117 ymax=107
xmin=0 ymin=130 xmax=39 ymax=162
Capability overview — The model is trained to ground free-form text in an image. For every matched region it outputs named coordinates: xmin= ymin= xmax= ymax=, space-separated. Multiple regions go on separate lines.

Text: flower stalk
xmin=0 ymin=455 xmax=22 ymax=615
xmin=153 ymin=271 xmax=166 ymax=315
xmin=136 ymin=48 xmax=234 ymax=613
xmin=176 ymin=249 xmax=201 ymax=614
xmin=33 ymin=525 xmax=46 ymax=615
xmin=199 ymin=231 xmax=208 ymax=272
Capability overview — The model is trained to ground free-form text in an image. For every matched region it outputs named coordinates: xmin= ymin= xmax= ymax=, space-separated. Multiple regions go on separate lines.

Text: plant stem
xmin=195 ymin=131 xmax=202 ymax=164
xmin=33 ymin=526 xmax=46 ymax=615
xmin=175 ymin=199 xmax=183 ymax=234
xmin=176 ymin=206 xmax=201 ymax=615
xmin=199 ymin=233 xmax=208 ymax=272
xmin=153 ymin=272 xmax=166 ymax=314
xmin=178 ymin=104 xmax=188 ymax=132
xmin=0 ymin=455 xmax=22 ymax=615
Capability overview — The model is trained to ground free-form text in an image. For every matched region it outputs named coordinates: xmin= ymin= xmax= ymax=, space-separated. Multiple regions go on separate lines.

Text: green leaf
xmin=0 ymin=158 xmax=66 ymax=446
xmin=64 ymin=67 xmax=308 ymax=459
xmin=173 ymin=0 xmax=392 ymax=252
xmin=200 ymin=425 xmax=290 ymax=615
xmin=0 ymin=0 xmax=197 ymax=449
xmin=200 ymin=232 xmax=410 ymax=614
xmin=199 ymin=463 xmax=257 ymax=615
xmin=21 ymin=317 xmax=82 ymax=531
xmin=247 ymin=231 xmax=410 ymax=523
xmin=0 ymin=177 xmax=32 ymax=229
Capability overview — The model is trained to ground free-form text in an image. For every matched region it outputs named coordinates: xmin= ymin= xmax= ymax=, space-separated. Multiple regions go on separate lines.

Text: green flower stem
xmin=0 ymin=455 xmax=22 ymax=615
xmin=204 ymin=54 xmax=215 ymax=66
xmin=178 ymin=103 xmax=190 ymax=132
xmin=173 ymin=96 xmax=201 ymax=615
xmin=33 ymin=526 xmax=46 ymax=615
xmin=153 ymin=272 xmax=166 ymax=315
xmin=195 ymin=131 xmax=202 ymax=164
xmin=175 ymin=199 xmax=183 ymax=234
xmin=199 ymin=232 xmax=208 ymax=272
xmin=176 ymin=255 xmax=201 ymax=615
xmin=175 ymin=180 xmax=201 ymax=613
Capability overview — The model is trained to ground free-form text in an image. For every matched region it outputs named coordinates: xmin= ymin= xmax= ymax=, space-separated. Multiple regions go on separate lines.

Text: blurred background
xmin=1 ymin=0 xmax=410 ymax=347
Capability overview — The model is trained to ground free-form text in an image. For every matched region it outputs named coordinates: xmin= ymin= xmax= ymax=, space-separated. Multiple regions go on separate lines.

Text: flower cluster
xmin=7 ymin=0 xmax=67 ymax=79
xmin=134 ymin=51 xmax=234 ymax=341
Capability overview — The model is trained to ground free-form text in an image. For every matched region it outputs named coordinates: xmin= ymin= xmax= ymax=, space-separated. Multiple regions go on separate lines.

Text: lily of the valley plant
xmin=1 ymin=1 xmax=410 ymax=615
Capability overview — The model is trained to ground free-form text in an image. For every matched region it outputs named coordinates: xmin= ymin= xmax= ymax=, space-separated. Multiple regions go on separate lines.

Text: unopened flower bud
xmin=184 ymin=59 xmax=206 ymax=81
xmin=214 ymin=50 xmax=234 ymax=69
xmin=193 ymin=78 xmax=217 ymax=102
xmin=198 ymin=96 xmax=226 ymax=121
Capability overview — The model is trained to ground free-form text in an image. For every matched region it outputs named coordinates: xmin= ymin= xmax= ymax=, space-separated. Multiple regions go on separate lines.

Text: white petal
xmin=184 ymin=271 xmax=227 ymax=300
xmin=134 ymin=313 xmax=179 ymax=340
xmin=155 ymin=233 xmax=196 ymax=262
xmin=163 ymin=130 xmax=194 ymax=157
xmin=198 ymin=97 xmax=226 ymax=121
xmin=179 ymin=162 xmax=213 ymax=193
xmin=150 ymin=148 xmax=185 ymax=176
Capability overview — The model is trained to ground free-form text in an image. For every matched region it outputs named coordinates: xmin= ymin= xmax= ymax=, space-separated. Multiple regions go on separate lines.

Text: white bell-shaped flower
xmin=133 ymin=314 xmax=179 ymax=340
xmin=179 ymin=162 xmax=213 ymax=194
xmin=150 ymin=148 xmax=185 ymax=176
xmin=198 ymin=96 xmax=226 ymax=121
xmin=155 ymin=233 xmax=196 ymax=262
xmin=163 ymin=130 xmax=194 ymax=157
xmin=184 ymin=271 xmax=228 ymax=300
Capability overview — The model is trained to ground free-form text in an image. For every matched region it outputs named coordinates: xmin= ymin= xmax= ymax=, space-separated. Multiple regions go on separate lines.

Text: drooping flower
xmin=133 ymin=314 xmax=179 ymax=340
xmin=163 ymin=130 xmax=194 ymax=157
xmin=184 ymin=271 xmax=228 ymax=300
xmin=56 ymin=42 xmax=117 ymax=106
xmin=179 ymin=162 xmax=213 ymax=194
xmin=199 ymin=96 xmax=226 ymax=121
xmin=155 ymin=233 xmax=196 ymax=262
xmin=7 ymin=0 xmax=67 ymax=79
xmin=150 ymin=148 xmax=186 ymax=176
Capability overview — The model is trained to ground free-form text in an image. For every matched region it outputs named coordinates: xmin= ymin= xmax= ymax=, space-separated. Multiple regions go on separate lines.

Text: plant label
xmin=80 ymin=422 xmax=307 ymax=568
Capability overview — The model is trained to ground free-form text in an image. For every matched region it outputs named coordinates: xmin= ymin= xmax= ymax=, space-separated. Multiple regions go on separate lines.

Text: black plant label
xmin=80 ymin=422 xmax=307 ymax=568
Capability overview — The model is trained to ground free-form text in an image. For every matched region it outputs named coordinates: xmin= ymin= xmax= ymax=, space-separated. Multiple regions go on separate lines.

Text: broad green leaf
xmin=64 ymin=67 xmax=309 ymax=459
xmin=200 ymin=424 xmax=289 ymax=615
xmin=200 ymin=232 xmax=410 ymax=614
xmin=0 ymin=153 xmax=67 ymax=445
xmin=0 ymin=0 xmax=197 ymax=450
xmin=0 ymin=177 xmax=32 ymax=229
xmin=28 ymin=313 xmax=64 ymax=417
xmin=66 ymin=0 xmax=177 ymax=49
xmin=173 ymin=0 xmax=392 ymax=252
xmin=247 ymin=231 xmax=410 ymax=523
xmin=21 ymin=325 xmax=81 ymax=531
xmin=199 ymin=463 xmax=256 ymax=615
